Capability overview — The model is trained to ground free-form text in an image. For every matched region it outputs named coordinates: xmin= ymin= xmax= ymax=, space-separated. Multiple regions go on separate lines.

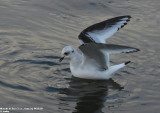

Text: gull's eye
xmin=64 ymin=52 xmax=69 ymax=55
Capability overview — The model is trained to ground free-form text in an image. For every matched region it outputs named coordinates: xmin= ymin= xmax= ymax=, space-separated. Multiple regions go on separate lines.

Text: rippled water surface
xmin=0 ymin=0 xmax=160 ymax=113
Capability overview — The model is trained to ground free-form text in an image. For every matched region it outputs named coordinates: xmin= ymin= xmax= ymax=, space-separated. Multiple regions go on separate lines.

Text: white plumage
xmin=59 ymin=15 xmax=139 ymax=80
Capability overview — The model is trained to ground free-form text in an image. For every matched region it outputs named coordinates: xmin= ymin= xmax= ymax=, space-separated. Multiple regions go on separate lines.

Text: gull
xmin=59 ymin=15 xmax=140 ymax=80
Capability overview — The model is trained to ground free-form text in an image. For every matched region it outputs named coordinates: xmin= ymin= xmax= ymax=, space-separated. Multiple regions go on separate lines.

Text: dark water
xmin=0 ymin=0 xmax=160 ymax=113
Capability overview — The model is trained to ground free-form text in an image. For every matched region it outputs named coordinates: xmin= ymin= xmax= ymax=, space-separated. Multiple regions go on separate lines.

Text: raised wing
xmin=78 ymin=15 xmax=131 ymax=44
xmin=79 ymin=43 xmax=139 ymax=70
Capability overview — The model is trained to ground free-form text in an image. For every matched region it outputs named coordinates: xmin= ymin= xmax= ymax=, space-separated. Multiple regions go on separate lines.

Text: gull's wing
xmin=79 ymin=43 xmax=139 ymax=70
xmin=78 ymin=15 xmax=131 ymax=44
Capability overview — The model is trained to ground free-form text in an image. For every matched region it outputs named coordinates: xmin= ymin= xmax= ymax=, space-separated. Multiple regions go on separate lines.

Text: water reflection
xmin=59 ymin=77 xmax=123 ymax=113
xmin=14 ymin=59 xmax=60 ymax=66
xmin=0 ymin=80 xmax=34 ymax=91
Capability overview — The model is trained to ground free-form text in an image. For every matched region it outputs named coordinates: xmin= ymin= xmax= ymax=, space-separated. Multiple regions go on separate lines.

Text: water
xmin=0 ymin=0 xmax=159 ymax=113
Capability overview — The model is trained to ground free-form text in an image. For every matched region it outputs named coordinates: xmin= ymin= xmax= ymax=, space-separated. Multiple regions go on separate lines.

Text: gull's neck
xmin=70 ymin=49 xmax=82 ymax=67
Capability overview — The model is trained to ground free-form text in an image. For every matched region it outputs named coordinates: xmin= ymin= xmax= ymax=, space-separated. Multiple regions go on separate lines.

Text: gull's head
xmin=59 ymin=46 xmax=75 ymax=62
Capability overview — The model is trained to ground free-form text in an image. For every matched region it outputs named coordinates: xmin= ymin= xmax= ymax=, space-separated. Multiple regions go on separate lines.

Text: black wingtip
xmin=133 ymin=48 xmax=140 ymax=53
xmin=125 ymin=48 xmax=140 ymax=54
xmin=117 ymin=15 xmax=132 ymax=31
xmin=127 ymin=15 xmax=132 ymax=18
xmin=125 ymin=61 xmax=131 ymax=65
xmin=136 ymin=48 xmax=140 ymax=52
xmin=117 ymin=15 xmax=131 ymax=19
xmin=124 ymin=15 xmax=132 ymax=19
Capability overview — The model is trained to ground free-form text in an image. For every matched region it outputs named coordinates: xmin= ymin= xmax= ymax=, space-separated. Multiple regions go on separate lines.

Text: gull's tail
xmin=107 ymin=61 xmax=131 ymax=78
xmin=125 ymin=61 xmax=131 ymax=65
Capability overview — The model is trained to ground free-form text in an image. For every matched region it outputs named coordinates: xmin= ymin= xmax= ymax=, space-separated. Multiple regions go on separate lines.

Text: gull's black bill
xmin=59 ymin=56 xmax=65 ymax=62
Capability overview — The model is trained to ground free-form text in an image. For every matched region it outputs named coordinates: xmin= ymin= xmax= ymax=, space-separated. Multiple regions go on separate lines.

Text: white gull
xmin=59 ymin=15 xmax=140 ymax=80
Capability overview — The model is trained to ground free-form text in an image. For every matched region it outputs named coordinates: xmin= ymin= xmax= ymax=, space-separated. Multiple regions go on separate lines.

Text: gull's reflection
xmin=58 ymin=77 xmax=123 ymax=113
